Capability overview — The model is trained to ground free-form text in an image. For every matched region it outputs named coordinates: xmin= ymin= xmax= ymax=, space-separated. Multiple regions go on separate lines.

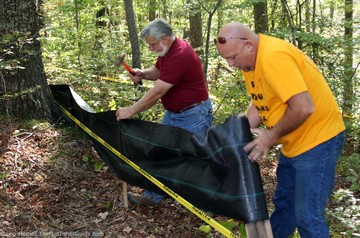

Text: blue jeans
xmin=270 ymin=132 xmax=345 ymax=238
xmin=162 ymin=99 xmax=213 ymax=134
xmin=144 ymin=99 xmax=214 ymax=203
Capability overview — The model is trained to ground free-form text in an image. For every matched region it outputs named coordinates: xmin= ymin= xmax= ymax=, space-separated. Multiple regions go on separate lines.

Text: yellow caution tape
xmin=45 ymin=66 xmax=131 ymax=84
xmin=59 ymin=105 xmax=238 ymax=238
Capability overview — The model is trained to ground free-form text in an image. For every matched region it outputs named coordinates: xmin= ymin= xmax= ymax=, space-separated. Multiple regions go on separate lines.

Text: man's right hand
xmin=243 ymin=128 xmax=276 ymax=163
xmin=129 ymin=68 xmax=143 ymax=85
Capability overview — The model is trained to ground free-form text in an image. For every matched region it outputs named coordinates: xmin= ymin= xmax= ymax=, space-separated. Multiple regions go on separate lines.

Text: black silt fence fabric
xmin=50 ymin=85 xmax=269 ymax=223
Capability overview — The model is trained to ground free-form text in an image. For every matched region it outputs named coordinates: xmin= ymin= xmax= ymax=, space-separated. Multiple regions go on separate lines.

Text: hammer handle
xmin=122 ymin=62 xmax=142 ymax=85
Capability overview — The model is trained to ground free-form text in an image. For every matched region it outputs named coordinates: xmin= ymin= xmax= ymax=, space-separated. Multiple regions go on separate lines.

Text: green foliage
xmin=82 ymin=155 xmax=106 ymax=172
xmin=198 ymin=224 xmax=212 ymax=234
xmin=0 ymin=31 xmax=35 ymax=74
xmin=346 ymin=168 xmax=359 ymax=191
xmin=218 ymin=220 xmax=238 ymax=231
xmin=198 ymin=219 xmax=252 ymax=237
xmin=21 ymin=119 xmax=49 ymax=131
xmin=82 ymin=155 xmax=90 ymax=163
xmin=337 ymin=153 xmax=360 ymax=187
xmin=331 ymin=153 xmax=360 ymax=236
xmin=40 ymin=0 xmax=359 ymax=126
xmin=94 ymin=161 xmax=105 ymax=171
xmin=327 ymin=188 xmax=360 ymax=236
xmin=0 ymin=168 xmax=10 ymax=183
xmin=103 ymin=201 xmax=112 ymax=210
xmin=199 ymin=219 xmax=245 ymax=237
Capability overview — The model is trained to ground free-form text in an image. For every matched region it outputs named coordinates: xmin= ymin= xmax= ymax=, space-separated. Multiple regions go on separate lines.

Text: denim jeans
xmin=162 ymin=98 xmax=213 ymax=134
xmin=144 ymin=99 xmax=214 ymax=203
xmin=270 ymin=131 xmax=345 ymax=238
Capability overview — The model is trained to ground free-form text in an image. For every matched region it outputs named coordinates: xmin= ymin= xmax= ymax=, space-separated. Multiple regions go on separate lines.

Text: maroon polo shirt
xmin=155 ymin=38 xmax=208 ymax=112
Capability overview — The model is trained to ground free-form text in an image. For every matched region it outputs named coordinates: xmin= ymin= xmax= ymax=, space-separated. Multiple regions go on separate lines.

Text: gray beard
xmin=157 ymin=41 xmax=168 ymax=57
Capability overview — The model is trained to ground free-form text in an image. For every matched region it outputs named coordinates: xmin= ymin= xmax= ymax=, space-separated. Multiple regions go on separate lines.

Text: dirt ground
xmin=0 ymin=117 xmax=348 ymax=237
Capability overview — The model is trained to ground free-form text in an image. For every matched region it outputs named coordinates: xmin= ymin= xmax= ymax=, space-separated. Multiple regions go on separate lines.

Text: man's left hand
xmin=115 ymin=107 xmax=134 ymax=121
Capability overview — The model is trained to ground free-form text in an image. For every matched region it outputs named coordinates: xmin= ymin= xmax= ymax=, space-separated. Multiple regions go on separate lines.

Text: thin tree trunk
xmin=343 ymin=0 xmax=354 ymax=116
xmin=123 ymin=0 xmax=141 ymax=69
xmin=148 ymin=0 xmax=156 ymax=21
xmin=254 ymin=0 xmax=269 ymax=33
xmin=217 ymin=5 xmax=223 ymax=33
xmin=280 ymin=0 xmax=296 ymax=45
xmin=197 ymin=0 xmax=223 ymax=83
xmin=160 ymin=0 xmax=167 ymax=20
xmin=188 ymin=1 xmax=203 ymax=58
xmin=74 ymin=0 xmax=82 ymax=70
xmin=269 ymin=0 xmax=278 ymax=31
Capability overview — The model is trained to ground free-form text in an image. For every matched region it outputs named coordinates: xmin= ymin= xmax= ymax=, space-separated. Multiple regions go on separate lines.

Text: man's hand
xmin=115 ymin=107 xmax=134 ymax=121
xmin=243 ymin=128 xmax=277 ymax=163
xmin=129 ymin=68 xmax=143 ymax=85
xmin=243 ymin=92 xmax=314 ymax=163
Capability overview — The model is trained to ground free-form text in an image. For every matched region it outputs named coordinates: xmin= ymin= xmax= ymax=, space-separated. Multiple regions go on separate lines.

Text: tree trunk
xmin=343 ymin=0 xmax=354 ymax=116
xmin=305 ymin=0 xmax=311 ymax=32
xmin=189 ymin=1 xmax=203 ymax=58
xmin=254 ymin=0 xmax=269 ymax=33
xmin=217 ymin=5 xmax=224 ymax=33
xmin=160 ymin=0 xmax=168 ymax=20
xmin=148 ymin=0 xmax=156 ymax=21
xmin=280 ymin=0 xmax=296 ymax=45
xmin=0 ymin=0 xmax=58 ymax=122
xmin=123 ymin=0 xmax=141 ymax=69
xmin=199 ymin=0 xmax=223 ymax=84
xmin=269 ymin=0 xmax=278 ymax=31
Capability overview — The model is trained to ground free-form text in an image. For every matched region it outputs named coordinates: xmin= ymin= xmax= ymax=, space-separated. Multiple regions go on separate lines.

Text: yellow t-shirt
xmin=243 ymin=34 xmax=345 ymax=157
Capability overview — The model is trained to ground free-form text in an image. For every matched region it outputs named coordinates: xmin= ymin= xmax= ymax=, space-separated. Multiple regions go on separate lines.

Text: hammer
xmin=116 ymin=53 xmax=142 ymax=85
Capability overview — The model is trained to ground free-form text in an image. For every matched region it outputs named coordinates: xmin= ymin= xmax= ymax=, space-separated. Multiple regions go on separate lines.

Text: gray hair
xmin=140 ymin=18 xmax=174 ymax=40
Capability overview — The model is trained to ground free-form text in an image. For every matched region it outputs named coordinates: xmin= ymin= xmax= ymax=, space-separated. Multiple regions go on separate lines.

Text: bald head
xmin=215 ymin=23 xmax=259 ymax=72
xmin=218 ymin=22 xmax=257 ymax=41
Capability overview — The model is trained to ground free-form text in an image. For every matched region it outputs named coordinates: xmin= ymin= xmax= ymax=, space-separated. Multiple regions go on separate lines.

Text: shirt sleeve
xmin=261 ymin=51 xmax=308 ymax=103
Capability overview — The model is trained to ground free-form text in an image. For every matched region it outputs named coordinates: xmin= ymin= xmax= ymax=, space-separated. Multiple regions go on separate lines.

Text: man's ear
xmin=162 ymin=36 xmax=169 ymax=44
xmin=245 ymin=40 xmax=254 ymax=51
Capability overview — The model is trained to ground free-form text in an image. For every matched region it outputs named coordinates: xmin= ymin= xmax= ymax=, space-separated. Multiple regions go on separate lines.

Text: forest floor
xmin=0 ymin=117 xmax=354 ymax=237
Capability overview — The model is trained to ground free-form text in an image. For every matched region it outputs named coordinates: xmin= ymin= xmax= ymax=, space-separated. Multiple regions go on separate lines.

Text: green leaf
xmin=82 ymin=155 xmax=89 ymax=163
xmin=199 ymin=225 xmax=212 ymax=234
xmin=350 ymin=184 xmax=359 ymax=191
xmin=94 ymin=162 xmax=104 ymax=171
xmin=219 ymin=220 xmax=237 ymax=231
xmin=239 ymin=223 xmax=247 ymax=237
xmin=103 ymin=201 xmax=111 ymax=210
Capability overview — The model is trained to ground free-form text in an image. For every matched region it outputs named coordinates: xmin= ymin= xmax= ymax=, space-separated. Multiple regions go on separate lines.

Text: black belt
xmin=177 ymin=100 xmax=206 ymax=113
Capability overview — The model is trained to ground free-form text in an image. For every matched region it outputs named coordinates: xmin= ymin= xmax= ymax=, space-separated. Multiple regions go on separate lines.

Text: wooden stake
xmin=245 ymin=220 xmax=273 ymax=238
xmin=122 ymin=181 xmax=128 ymax=208
xmin=245 ymin=222 xmax=259 ymax=238
xmin=264 ymin=219 xmax=274 ymax=238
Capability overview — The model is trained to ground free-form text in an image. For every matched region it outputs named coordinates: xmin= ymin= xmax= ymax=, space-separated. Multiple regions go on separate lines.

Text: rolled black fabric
xmin=50 ymin=85 xmax=269 ymax=223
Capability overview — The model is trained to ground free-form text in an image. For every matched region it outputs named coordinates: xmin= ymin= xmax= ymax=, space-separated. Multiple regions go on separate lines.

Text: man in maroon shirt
xmin=115 ymin=18 xmax=213 ymax=205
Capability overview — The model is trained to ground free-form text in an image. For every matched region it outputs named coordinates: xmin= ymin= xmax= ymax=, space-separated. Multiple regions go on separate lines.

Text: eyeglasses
xmin=148 ymin=40 xmax=160 ymax=49
xmin=214 ymin=36 xmax=248 ymax=45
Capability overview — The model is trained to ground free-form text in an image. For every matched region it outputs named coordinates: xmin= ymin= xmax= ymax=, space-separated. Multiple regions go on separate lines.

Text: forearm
xmin=141 ymin=66 xmax=160 ymax=81
xmin=129 ymin=80 xmax=172 ymax=115
xmin=246 ymin=102 xmax=261 ymax=128
xmin=129 ymin=88 xmax=161 ymax=114
xmin=116 ymin=80 xmax=172 ymax=121
xmin=115 ymin=90 xmax=161 ymax=121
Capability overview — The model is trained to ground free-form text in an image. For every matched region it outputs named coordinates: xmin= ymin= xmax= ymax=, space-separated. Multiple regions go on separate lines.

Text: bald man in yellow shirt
xmin=215 ymin=22 xmax=345 ymax=238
